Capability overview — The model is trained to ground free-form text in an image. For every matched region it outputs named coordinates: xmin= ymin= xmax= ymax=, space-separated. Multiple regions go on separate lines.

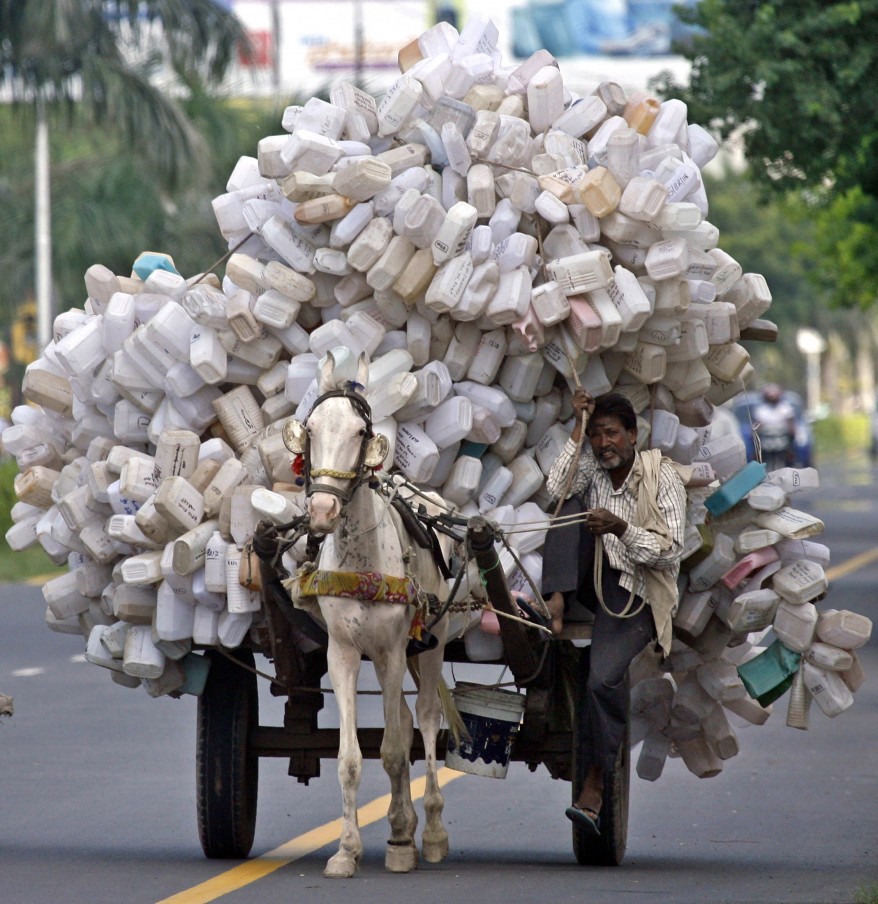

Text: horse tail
xmin=437 ymin=678 xmax=469 ymax=747
xmin=405 ymin=659 xmax=469 ymax=747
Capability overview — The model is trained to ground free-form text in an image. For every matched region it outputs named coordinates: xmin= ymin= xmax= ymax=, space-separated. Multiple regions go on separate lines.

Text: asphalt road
xmin=1 ymin=455 xmax=876 ymax=904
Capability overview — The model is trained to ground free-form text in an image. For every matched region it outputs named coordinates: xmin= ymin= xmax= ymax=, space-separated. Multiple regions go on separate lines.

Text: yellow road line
xmin=25 ymin=573 xmax=57 ymax=586
xmin=825 ymin=545 xmax=878 ymax=582
xmin=156 ymin=767 xmax=464 ymax=904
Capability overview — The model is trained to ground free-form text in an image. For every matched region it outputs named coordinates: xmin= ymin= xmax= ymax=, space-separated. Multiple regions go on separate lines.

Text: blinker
xmin=282 ymin=418 xmax=307 ymax=454
xmin=364 ymin=432 xmax=390 ymax=468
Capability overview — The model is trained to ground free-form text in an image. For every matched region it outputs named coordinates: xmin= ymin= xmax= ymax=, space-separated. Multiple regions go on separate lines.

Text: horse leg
xmin=415 ymin=641 xmax=449 ymax=863
xmin=324 ymin=638 xmax=364 ymax=879
xmin=374 ymin=646 xmax=419 ymax=873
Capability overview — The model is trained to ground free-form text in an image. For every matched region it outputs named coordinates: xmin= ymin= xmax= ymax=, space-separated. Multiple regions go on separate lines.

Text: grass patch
xmin=0 ymin=544 xmax=63 ymax=584
xmin=812 ymin=413 xmax=870 ymax=458
xmin=0 ymin=456 xmax=65 ymax=584
xmin=855 ymin=884 xmax=878 ymax=904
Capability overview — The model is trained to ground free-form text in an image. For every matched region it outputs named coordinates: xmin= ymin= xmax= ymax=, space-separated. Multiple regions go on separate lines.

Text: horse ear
xmin=282 ymin=418 xmax=307 ymax=454
xmin=318 ymin=349 xmax=337 ymax=392
xmin=356 ymin=352 xmax=369 ymax=391
xmin=363 ymin=432 xmax=390 ymax=468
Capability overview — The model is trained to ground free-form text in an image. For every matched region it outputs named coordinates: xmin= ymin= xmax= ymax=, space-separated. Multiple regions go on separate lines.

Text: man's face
xmin=588 ymin=414 xmax=637 ymax=473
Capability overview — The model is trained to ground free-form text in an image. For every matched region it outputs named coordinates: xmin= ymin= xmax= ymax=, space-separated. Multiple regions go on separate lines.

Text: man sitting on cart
xmin=542 ymin=389 xmax=686 ymax=836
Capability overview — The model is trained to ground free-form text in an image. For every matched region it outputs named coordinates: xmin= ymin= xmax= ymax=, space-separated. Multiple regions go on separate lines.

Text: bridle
xmin=282 ymin=386 xmax=388 ymax=509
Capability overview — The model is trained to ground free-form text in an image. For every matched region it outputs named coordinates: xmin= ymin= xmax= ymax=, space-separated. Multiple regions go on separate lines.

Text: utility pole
xmin=353 ymin=0 xmax=364 ymax=86
xmin=270 ymin=0 xmax=281 ymax=90
xmin=35 ymin=97 xmax=53 ymax=352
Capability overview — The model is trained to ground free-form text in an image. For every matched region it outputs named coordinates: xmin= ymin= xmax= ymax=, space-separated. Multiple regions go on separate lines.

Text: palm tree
xmin=1 ymin=1 xmax=249 ymax=183
xmin=0 ymin=1 xmax=250 ymax=346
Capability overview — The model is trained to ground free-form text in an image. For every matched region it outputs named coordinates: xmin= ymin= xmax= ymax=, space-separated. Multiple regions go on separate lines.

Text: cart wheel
xmin=196 ymin=648 xmax=259 ymax=859
xmin=571 ymin=647 xmax=630 ymax=866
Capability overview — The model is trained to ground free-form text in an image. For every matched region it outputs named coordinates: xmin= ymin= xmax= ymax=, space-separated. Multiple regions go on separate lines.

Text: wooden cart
xmin=194 ymin=515 xmax=630 ymax=867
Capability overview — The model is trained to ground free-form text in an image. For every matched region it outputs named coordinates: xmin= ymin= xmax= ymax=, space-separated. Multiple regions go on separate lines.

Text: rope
xmin=592 ymin=534 xmax=646 ymax=619
xmin=450 ymin=660 xmax=514 ymax=692
xmin=477 ymin=558 xmax=503 ymax=582
xmin=310 ymin=467 xmax=359 ymax=479
xmin=388 ymin=475 xmax=458 ymax=515
xmin=739 ymin=379 xmax=764 ymax=464
xmin=353 ymin=478 xmax=399 ymax=540
xmin=190 ymin=231 xmax=256 ymax=286
xmin=471 ymin=155 xmax=537 ymax=176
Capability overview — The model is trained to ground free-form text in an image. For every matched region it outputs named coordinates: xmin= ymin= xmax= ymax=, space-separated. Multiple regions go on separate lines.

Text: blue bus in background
xmin=511 ymin=0 xmax=701 ymax=59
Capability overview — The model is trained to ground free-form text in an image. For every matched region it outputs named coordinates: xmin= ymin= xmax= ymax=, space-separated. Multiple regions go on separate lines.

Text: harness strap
xmin=390 ymin=494 xmax=454 ymax=580
xmin=285 ymin=568 xmax=416 ymax=605
xmin=303 ymin=386 xmax=375 ymax=502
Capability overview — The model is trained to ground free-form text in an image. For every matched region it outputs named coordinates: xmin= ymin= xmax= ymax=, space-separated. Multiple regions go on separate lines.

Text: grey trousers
xmin=542 ymin=496 xmax=655 ymax=774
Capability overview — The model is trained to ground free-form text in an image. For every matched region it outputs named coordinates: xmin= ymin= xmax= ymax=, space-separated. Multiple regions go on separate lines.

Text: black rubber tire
xmin=571 ymin=646 xmax=630 ymax=867
xmin=196 ymin=648 xmax=259 ymax=859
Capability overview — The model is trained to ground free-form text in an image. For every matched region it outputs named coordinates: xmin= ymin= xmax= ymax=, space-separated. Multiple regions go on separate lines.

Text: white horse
xmin=282 ymin=350 xmax=452 ymax=878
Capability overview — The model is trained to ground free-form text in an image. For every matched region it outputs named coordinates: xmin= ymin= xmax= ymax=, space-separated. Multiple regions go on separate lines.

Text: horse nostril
xmin=309 ymin=493 xmax=341 ymax=527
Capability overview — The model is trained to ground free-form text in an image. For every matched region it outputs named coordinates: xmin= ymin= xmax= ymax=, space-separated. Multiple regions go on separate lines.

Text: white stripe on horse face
xmin=305 ymin=396 xmax=368 ymax=533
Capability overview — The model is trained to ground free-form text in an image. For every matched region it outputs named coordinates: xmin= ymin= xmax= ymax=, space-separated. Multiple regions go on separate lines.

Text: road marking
xmin=25 ymin=573 xmax=60 ymax=586
xmin=16 ymin=545 xmax=878 ymax=904
xmin=825 ymin=546 xmax=878 ymax=582
xmin=155 ymin=767 xmax=464 ymax=904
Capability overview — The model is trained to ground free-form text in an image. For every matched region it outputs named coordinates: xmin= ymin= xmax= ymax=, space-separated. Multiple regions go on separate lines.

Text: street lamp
xmin=796 ymin=327 xmax=826 ymax=417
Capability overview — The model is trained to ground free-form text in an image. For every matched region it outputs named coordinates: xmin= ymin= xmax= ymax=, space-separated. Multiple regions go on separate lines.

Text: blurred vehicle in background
xmin=731 ymin=388 xmax=814 ymax=469
xmin=708 ymin=404 xmax=742 ymax=442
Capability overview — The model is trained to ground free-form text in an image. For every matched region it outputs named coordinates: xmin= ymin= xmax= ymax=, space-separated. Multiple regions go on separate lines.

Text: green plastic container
xmin=736 ymin=639 xmax=801 ymax=706
xmin=705 ymin=460 xmax=768 ymax=517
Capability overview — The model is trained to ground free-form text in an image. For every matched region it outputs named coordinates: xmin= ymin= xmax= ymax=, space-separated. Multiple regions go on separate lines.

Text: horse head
xmin=282 ymin=348 xmax=389 ymax=535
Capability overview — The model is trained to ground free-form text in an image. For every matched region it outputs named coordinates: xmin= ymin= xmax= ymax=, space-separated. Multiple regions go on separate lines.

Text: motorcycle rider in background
xmin=753 ymin=384 xmax=797 ymax=471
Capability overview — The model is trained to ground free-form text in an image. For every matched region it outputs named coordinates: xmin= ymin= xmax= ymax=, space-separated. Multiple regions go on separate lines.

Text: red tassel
xmin=292 ymin=454 xmax=304 ymax=476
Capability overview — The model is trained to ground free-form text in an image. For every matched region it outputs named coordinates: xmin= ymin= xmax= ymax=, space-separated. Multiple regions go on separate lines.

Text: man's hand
xmin=570 ymin=389 xmax=595 ymax=443
xmin=584 ymin=507 xmax=627 ymax=537
xmin=572 ymin=388 xmax=595 ymax=417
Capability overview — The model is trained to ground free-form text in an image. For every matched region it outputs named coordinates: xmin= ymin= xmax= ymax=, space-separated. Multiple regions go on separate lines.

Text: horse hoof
xmin=421 ymin=836 xmax=449 ymax=863
xmin=324 ymin=852 xmax=359 ymax=879
xmin=385 ymin=841 xmax=418 ymax=873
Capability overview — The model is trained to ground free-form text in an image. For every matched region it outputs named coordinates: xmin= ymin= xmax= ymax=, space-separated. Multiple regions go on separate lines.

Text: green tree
xmin=0 ymin=0 xmax=249 ymax=187
xmin=655 ymin=0 xmax=878 ymax=308
xmin=0 ymin=0 xmax=253 ymax=365
xmin=0 ymin=94 xmax=288 ymax=404
xmin=701 ymin=168 xmax=878 ymax=410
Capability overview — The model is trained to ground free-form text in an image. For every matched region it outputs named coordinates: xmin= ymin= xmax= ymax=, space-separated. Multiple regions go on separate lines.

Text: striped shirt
xmin=546 ymin=437 xmax=687 ymax=599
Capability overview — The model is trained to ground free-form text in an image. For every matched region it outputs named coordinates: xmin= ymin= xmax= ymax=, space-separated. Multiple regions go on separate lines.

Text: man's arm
xmin=546 ymin=434 xmax=598 ymax=499
xmin=545 ymin=389 xmax=598 ymax=500
xmin=618 ymin=462 xmax=687 ymax=569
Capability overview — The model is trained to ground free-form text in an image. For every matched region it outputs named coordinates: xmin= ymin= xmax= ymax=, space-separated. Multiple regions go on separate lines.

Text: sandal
xmin=565 ymin=804 xmax=601 ymax=836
